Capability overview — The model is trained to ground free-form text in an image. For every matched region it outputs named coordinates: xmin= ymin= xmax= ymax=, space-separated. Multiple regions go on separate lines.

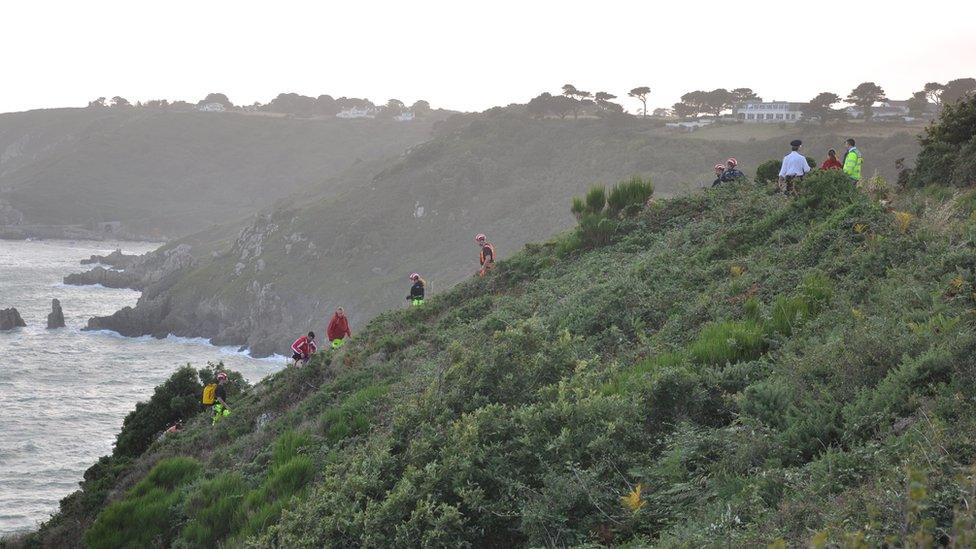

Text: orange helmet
xmin=726 ymin=157 xmax=738 ymax=167
xmin=475 ymin=233 xmax=487 ymax=243
xmin=216 ymin=371 xmax=228 ymax=381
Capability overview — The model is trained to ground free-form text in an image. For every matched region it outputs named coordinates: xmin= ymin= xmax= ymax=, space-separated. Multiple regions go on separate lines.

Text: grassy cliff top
xmin=21 ymin=160 xmax=976 ymax=546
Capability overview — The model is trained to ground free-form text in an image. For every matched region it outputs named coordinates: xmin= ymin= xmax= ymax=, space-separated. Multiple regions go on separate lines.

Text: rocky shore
xmin=65 ymin=244 xmax=194 ymax=291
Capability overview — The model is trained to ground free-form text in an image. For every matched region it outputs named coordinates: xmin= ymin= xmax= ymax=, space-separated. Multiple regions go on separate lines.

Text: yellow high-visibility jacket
xmin=843 ymin=147 xmax=863 ymax=180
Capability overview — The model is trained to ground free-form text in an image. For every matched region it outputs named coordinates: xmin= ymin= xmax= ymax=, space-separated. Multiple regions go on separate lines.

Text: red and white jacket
xmin=291 ymin=335 xmax=317 ymax=357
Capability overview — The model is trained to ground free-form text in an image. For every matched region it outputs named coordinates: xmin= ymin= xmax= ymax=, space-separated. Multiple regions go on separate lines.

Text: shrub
xmin=912 ymin=95 xmax=976 ymax=186
xmin=794 ymin=168 xmax=860 ymax=210
xmin=584 ymin=185 xmax=606 ymax=214
xmin=607 ymin=175 xmax=654 ymax=217
xmin=179 ymin=473 xmax=250 ymax=545
xmin=319 ymin=385 xmax=388 ymax=444
xmin=755 ymin=159 xmax=781 ymax=184
xmin=85 ymin=458 xmax=202 ymax=549
xmin=113 ymin=366 xmax=203 ymax=459
xmin=236 ymin=455 xmax=316 ymax=540
xmin=577 ymin=212 xmax=617 ymax=248
xmin=689 ymin=320 xmax=766 ymax=366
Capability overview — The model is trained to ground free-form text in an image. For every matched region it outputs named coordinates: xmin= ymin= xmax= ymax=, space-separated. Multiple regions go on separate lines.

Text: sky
xmin=3 ymin=0 xmax=975 ymax=114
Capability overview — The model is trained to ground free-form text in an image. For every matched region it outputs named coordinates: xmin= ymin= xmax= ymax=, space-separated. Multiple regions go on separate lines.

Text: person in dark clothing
xmin=711 ymin=164 xmax=725 ymax=187
xmin=719 ymin=157 xmax=745 ymax=182
xmin=407 ymin=273 xmax=426 ymax=306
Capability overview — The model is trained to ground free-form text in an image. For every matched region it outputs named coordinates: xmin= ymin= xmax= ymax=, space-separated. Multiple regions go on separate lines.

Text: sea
xmin=0 ymin=239 xmax=285 ymax=536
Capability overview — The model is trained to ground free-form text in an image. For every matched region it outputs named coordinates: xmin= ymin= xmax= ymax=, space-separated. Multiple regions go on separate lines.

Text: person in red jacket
xmin=290 ymin=331 xmax=317 ymax=366
xmin=327 ymin=307 xmax=351 ymax=349
xmin=821 ymin=149 xmax=843 ymax=170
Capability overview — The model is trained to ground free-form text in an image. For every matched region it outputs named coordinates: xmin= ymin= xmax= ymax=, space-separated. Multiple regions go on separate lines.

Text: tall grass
xmin=319 ymin=384 xmax=389 ymax=444
xmin=607 ymin=176 xmax=654 ymax=217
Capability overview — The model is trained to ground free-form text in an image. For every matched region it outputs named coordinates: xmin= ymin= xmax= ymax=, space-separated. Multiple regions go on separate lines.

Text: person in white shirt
xmin=778 ymin=139 xmax=812 ymax=195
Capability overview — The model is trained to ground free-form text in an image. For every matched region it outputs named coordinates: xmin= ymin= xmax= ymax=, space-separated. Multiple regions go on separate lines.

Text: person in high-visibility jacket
xmin=843 ymin=138 xmax=863 ymax=182
xmin=406 ymin=273 xmax=426 ymax=306
xmin=212 ymin=371 xmax=231 ymax=425
xmin=475 ymin=234 xmax=495 ymax=276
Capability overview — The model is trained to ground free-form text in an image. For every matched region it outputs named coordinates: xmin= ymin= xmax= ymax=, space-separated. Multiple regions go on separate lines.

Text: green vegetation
xmin=912 ymin=94 xmax=976 ymax=187
xmin=18 ymin=105 xmax=976 ymax=548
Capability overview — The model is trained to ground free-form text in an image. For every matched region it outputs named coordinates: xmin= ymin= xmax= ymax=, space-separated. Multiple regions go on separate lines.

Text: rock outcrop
xmin=0 ymin=308 xmax=26 ymax=330
xmin=65 ymin=244 xmax=195 ymax=291
xmin=47 ymin=299 xmax=65 ymax=329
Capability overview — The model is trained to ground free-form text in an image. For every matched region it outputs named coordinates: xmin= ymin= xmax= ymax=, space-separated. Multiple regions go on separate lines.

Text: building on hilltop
xmin=336 ymin=107 xmax=377 ymax=119
xmin=394 ymin=111 xmax=415 ymax=122
xmin=735 ymin=100 xmax=804 ymax=123
xmin=196 ymin=102 xmax=226 ymax=112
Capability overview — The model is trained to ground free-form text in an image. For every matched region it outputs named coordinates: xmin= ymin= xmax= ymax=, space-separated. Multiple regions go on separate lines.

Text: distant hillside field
xmin=0 ymin=108 xmax=444 ymax=238
xmin=84 ymin=113 xmax=922 ymax=356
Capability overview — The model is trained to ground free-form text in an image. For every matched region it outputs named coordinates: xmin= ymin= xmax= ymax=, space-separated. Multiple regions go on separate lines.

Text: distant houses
xmin=735 ymin=100 xmax=804 ymax=123
xmin=196 ymin=102 xmax=226 ymax=112
xmin=394 ymin=111 xmax=416 ymax=122
xmin=336 ymin=107 xmax=377 ymax=119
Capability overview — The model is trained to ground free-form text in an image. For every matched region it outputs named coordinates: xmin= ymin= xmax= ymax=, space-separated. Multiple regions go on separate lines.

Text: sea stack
xmin=0 ymin=308 xmax=27 ymax=330
xmin=47 ymin=299 xmax=66 ymax=329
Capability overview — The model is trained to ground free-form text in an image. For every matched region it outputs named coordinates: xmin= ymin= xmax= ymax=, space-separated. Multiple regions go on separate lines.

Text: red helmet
xmin=474 ymin=233 xmax=486 ymax=243
xmin=216 ymin=371 xmax=228 ymax=381
xmin=409 ymin=273 xmax=420 ymax=281
xmin=726 ymin=157 xmax=738 ymax=167
xmin=714 ymin=164 xmax=725 ymax=171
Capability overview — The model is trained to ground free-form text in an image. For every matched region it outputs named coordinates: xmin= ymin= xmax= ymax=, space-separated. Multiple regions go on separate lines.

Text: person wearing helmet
xmin=475 ymin=234 xmax=496 ymax=276
xmin=711 ymin=164 xmax=726 ymax=187
xmin=720 ymin=157 xmax=745 ymax=183
xmin=327 ymin=307 xmax=351 ymax=350
xmin=290 ymin=331 xmax=317 ymax=366
xmin=406 ymin=273 xmax=426 ymax=306
xmin=212 ymin=371 xmax=231 ymax=425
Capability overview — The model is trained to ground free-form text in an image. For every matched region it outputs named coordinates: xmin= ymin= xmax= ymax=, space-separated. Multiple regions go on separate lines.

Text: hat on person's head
xmin=790 ymin=139 xmax=802 ymax=147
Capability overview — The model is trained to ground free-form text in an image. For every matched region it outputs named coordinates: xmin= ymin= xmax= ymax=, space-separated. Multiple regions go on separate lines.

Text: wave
xmin=163 ymin=335 xmax=286 ymax=363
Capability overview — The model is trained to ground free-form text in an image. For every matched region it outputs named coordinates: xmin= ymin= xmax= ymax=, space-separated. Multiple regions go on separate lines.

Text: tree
xmin=201 ymin=92 xmax=233 ymax=108
xmin=411 ymin=100 xmax=431 ymax=116
xmin=907 ymin=91 xmax=930 ymax=118
xmin=846 ymin=82 xmax=887 ymax=120
xmin=593 ymin=92 xmax=623 ymax=112
xmin=110 ymin=96 xmax=131 ymax=107
xmin=731 ymin=88 xmax=761 ymax=103
xmin=651 ymin=107 xmax=671 ymax=118
xmin=87 ymin=97 xmax=106 ymax=108
xmin=672 ymin=101 xmax=699 ymax=120
xmin=924 ymin=82 xmax=945 ymax=106
xmin=386 ymin=98 xmax=405 ymax=112
xmin=562 ymin=84 xmax=593 ymax=119
xmin=942 ymin=78 xmax=976 ymax=105
xmin=315 ymin=95 xmax=339 ymax=116
xmin=802 ymin=92 xmax=843 ymax=121
xmin=628 ymin=86 xmax=651 ymax=117
xmin=703 ymin=89 xmax=734 ymax=116
xmin=269 ymin=92 xmax=317 ymax=116
xmin=144 ymin=99 xmax=169 ymax=109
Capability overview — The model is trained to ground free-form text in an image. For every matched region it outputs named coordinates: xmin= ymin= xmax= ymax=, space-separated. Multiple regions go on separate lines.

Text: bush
xmin=607 ymin=175 xmax=654 ymax=217
xmin=912 ymin=95 xmax=976 ymax=186
xmin=689 ymin=319 xmax=767 ymax=366
xmin=319 ymin=385 xmax=388 ymax=444
xmin=85 ymin=458 xmax=201 ymax=549
xmin=794 ymin=168 xmax=860 ymax=209
xmin=755 ymin=159 xmax=782 ymax=184
xmin=113 ymin=366 xmax=203 ymax=459
xmin=179 ymin=473 xmax=250 ymax=545
xmin=584 ymin=185 xmax=606 ymax=214
xmin=577 ymin=212 xmax=617 ymax=248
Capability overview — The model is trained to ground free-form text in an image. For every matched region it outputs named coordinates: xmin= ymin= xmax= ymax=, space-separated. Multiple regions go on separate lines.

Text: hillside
xmin=82 ymin=112 xmax=921 ymax=357
xmin=16 ymin=153 xmax=976 ymax=547
xmin=0 ymin=107 xmax=445 ymax=238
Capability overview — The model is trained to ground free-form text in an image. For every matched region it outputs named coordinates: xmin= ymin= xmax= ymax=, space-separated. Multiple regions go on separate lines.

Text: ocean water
xmin=0 ymin=239 xmax=285 ymax=536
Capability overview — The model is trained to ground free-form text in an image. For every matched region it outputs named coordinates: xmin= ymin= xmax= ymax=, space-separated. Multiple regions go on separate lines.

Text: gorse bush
xmin=913 ymin=94 xmax=976 ymax=186
xmin=113 ymin=365 xmax=202 ymax=459
xmin=84 ymin=458 xmax=201 ymax=549
xmin=755 ymin=156 xmax=817 ymax=184
xmin=179 ymin=472 xmax=249 ymax=545
xmin=607 ymin=175 xmax=654 ymax=217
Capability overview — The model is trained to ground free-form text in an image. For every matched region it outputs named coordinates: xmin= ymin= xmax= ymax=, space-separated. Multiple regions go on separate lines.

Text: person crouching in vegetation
xmin=821 ymin=148 xmax=843 ymax=170
xmin=476 ymin=233 xmax=496 ymax=276
xmin=212 ymin=371 xmax=231 ymax=425
xmin=711 ymin=163 xmax=726 ymax=187
xmin=778 ymin=139 xmax=811 ymax=195
xmin=406 ymin=273 xmax=426 ymax=306
xmin=719 ymin=157 xmax=745 ymax=183
xmin=291 ymin=331 xmax=317 ymax=366
xmin=327 ymin=307 xmax=351 ymax=349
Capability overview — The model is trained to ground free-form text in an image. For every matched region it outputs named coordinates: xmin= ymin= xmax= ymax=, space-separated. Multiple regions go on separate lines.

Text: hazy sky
xmin=4 ymin=0 xmax=974 ymax=114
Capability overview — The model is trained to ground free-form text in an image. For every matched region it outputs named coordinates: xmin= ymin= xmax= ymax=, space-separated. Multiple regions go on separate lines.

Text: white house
xmin=196 ymin=102 xmax=226 ymax=112
xmin=735 ymin=100 xmax=803 ymax=123
xmin=394 ymin=111 xmax=415 ymax=122
xmin=666 ymin=119 xmax=715 ymax=130
xmin=336 ymin=107 xmax=377 ymax=119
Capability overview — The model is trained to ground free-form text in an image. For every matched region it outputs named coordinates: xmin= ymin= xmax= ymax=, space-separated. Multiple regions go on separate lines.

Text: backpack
xmin=202 ymin=383 xmax=217 ymax=405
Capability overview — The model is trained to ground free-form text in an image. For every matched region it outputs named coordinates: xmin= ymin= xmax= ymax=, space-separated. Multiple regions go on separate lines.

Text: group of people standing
xmin=287 ymin=233 xmax=497 ymax=367
xmin=778 ymin=138 xmax=863 ymax=194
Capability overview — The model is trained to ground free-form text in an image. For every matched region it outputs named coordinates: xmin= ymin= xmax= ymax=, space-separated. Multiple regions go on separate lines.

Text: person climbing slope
xmin=290 ymin=331 xmax=317 ymax=366
xmin=476 ymin=233 xmax=496 ymax=276
xmin=406 ymin=273 xmax=426 ymax=306
xmin=212 ymin=371 xmax=231 ymax=425
xmin=327 ymin=307 xmax=351 ymax=349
